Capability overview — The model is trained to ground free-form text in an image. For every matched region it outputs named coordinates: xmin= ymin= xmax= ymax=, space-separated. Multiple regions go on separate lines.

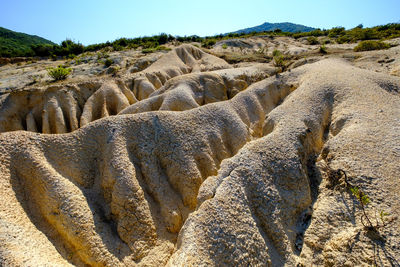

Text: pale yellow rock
xmin=167 ymin=59 xmax=400 ymax=266
xmin=120 ymin=64 xmax=275 ymax=115
xmin=0 ymin=82 xmax=101 ymax=134
xmin=128 ymin=44 xmax=232 ymax=101
xmin=80 ymin=81 xmax=136 ymax=127
xmin=0 ymin=45 xmax=231 ymax=134
xmin=0 ymin=69 xmax=293 ymax=266
xmin=0 ymin=50 xmax=399 ymax=267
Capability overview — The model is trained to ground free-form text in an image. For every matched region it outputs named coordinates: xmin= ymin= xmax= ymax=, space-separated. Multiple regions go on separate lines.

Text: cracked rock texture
xmin=0 ymin=43 xmax=399 ymax=266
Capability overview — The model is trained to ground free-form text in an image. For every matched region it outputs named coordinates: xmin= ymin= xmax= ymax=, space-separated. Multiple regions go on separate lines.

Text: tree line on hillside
xmin=0 ymin=26 xmax=54 ymax=58
xmin=1 ymin=23 xmax=400 ymax=58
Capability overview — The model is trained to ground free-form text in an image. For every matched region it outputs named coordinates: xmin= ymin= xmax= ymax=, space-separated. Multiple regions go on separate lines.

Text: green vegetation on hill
xmin=1 ymin=23 xmax=399 ymax=59
xmin=354 ymin=40 xmax=391 ymax=52
xmin=0 ymin=27 xmax=54 ymax=57
xmin=292 ymin=23 xmax=400 ymax=42
xmin=231 ymin=22 xmax=316 ymax=34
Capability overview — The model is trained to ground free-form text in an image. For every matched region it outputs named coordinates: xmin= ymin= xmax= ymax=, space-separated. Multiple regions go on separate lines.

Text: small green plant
xmin=319 ymin=44 xmax=328 ymax=54
xmin=222 ymin=44 xmax=228 ymax=49
xmin=272 ymin=49 xmax=281 ymax=57
xmin=28 ymin=74 xmax=43 ymax=85
xmin=327 ymin=168 xmax=391 ymax=232
xmin=106 ymin=65 xmax=120 ymax=76
xmin=350 ymin=186 xmax=376 ymax=231
xmin=273 ymin=54 xmax=285 ymax=68
xmin=272 ymin=49 xmax=286 ymax=71
xmin=379 ymin=210 xmax=390 ymax=226
xmin=354 ymin=40 xmax=391 ymax=52
xmin=74 ymin=58 xmax=83 ymax=65
xmin=47 ymin=65 xmax=72 ymax=81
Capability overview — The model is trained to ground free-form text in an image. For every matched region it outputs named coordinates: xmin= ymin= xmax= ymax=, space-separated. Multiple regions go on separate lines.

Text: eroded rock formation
xmin=0 ymin=44 xmax=399 ymax=267
xmin=120 ymin=64 xmax=275 ymax=115
xmin=0 ymin=45 xmax=251 ymax=134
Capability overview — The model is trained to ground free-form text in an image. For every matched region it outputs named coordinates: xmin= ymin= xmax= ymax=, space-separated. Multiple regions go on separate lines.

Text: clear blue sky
xmin=1 ymin=0 xmax=399 ymax=45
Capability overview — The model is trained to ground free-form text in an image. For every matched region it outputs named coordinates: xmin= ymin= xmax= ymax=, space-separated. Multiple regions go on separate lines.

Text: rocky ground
xmin=0 ymin=37 xmax=399 ymax=266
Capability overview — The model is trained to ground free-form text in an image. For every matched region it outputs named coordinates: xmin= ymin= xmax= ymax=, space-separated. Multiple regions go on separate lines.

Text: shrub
xmin=307 ymin=36 xmax=319 ymax=45
xmin=328 ymin=27 xmax=346 ymax=38
xmin=272 ymin=50 xmax=285 ymax=70
xmin=50 ymin=54 xmax=58 ymax=61
xmin=31 ymin=44 xmax=54 ymax=57
xmin=142 ymin=45 xmax=171 ymax=54
xmin=156 ymin=33 xmax=169 ymax=45
xmin=272 ymin=49 xmax=282 ymax=57
xmin=113 ymin=38 xmax=128 ymax=47
xmin=202 ymin=39 xmax=216 ymax=48
xmin=273 ymin=54 xmax=285 ymax=68
xmin=354 ymin=40 xmax=390 ymax=52
xmin=222 ymin=44 xmax=228 ymax=49
xmin=104 ymin=58 xmax=113 ymax=67
xmin=97 ymin=51 xmax=109 ymax=59
xmin=106 ymin=65 xmax=120 ymax=76
xmin=309 ymin=29 xmax=325 ymax=37
xmin=319 ymin=44 xmax=327 ymax=54
xmin=337 ymin=35 xmax=352 ymax=44
xmin=47 ymin=65 xmax=72 ymax=81
xmin=112 ymin=44 xmax=123 ymax=51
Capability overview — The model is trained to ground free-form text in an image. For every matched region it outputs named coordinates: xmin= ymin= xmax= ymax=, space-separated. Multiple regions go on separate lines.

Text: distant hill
xmin=231 ymin=22 xmax=316 ymax=34
xmin=0 ymin=27 xmax=55 ymax=57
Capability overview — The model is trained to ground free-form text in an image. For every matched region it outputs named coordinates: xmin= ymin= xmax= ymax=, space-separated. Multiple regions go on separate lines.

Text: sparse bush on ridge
xmin=354 ymin=40 xmax=391 ymax=52
xmin=97 ymin=51 xmax=109 ymax=60
xmin=307 ymin=36 xmax=319 ymax=45
xmin=272 ymin=49 xmax=286 ymax=70
xmin=142 ymin=45 xmax=171 ymax=54
xmin=202 ymin=39 xmax=216 ymax=49
xmin=47 ymin=65 xmax=72 ymax=81
xmin=112 ymin=44 xmax=124 ymax=51
xmin=272 ymin=49 xmax=281 ymax=57
xmin=104 ymin=58 xmax=113 ymax=67
xmin=319 ymin=44 xmax=327 ymax=54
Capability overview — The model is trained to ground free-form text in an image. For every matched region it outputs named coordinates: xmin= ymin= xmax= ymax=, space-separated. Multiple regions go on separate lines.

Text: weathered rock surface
xmin=120 ymin=64 xmax=275 ymax=115
xmin=0 ymin=45 xmax=236 ymax=134
xmin=0 ymin=42 xmax=399 ymax=267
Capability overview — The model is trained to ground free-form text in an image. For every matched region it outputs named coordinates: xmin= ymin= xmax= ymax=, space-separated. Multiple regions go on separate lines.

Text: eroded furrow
xmin=168 ymin=59 xmax=400 ymax=267
xmin=168 ymin=65 xmax=334 ymax=266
